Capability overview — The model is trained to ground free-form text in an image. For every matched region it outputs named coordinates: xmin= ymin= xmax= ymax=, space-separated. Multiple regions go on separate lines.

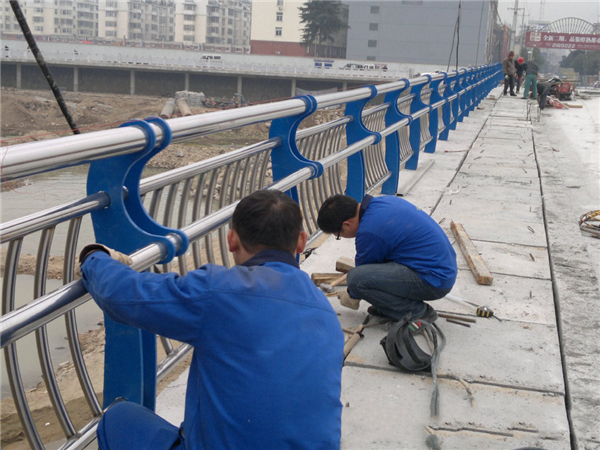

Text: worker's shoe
xmin=339 ymin=290 xmax=360 ymax=310
xmin=367 ymin=306 xmax=393 ymax=319
xmin=413 ymin=304 xmax=438 ymax=324
xmin=510 ymin=93 xmax=517 ymax=96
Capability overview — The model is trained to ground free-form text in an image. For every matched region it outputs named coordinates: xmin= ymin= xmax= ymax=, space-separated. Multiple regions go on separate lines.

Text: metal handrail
xmin=0 ymin=63 xmax=502 ymax=450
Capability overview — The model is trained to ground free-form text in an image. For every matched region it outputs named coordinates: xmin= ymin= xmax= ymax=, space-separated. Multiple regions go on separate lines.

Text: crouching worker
xmin=80 ymin=190 xmax=344 ymax=450
xmin=317 ymin=194 xmax=457 ymax=323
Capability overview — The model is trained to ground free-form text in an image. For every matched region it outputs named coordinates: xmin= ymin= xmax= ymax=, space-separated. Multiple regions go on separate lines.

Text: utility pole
xmin=507 ymin=0 xmax=524 ymax=52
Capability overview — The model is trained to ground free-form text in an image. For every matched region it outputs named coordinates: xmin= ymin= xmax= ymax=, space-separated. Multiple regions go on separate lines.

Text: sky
xmin=497 ymin=0 xmax=599 ymax=26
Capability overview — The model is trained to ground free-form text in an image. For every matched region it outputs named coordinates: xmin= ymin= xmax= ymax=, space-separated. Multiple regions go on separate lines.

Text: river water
xmin=1 ymin=164 xmax=170 ymax=398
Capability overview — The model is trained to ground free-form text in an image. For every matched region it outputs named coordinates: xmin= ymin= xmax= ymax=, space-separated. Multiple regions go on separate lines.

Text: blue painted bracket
xmin=439 ymin=72 xmax=452 ymax=141
xmin=448 ymin=71 xmax=460 ymax=131
xmin=456 ymin=70 xmax=468 ymax=122
xmin=381 ymin=79 xmax=411 ymax=195
xmin=86 ymin=117 xmax=189 ymax=410
xmin=424 ymin=75 xmax=444 ymax=154
xmin=343 ymin=85 xmax=382 ymax=201
xmin=405 ymin=77 xmax=431 ymax=171
xmin=269 ymin=95 xmax=323 ymax=203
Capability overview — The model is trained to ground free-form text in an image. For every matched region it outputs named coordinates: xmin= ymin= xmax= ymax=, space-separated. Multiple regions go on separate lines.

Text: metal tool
xmin=445 ymin=294 xmax=501 ymax=321
xmin=320 ymin=273 xmax=347 ymax=293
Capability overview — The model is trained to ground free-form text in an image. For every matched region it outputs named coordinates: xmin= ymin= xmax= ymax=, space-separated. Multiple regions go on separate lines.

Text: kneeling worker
xmin=80 ymin=190 xmax=344 ymax=450
xmin=317 ymin=194 xmax=457 ymax=322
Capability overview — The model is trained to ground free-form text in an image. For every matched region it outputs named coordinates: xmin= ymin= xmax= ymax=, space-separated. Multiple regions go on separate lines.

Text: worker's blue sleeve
xmin=80 ymin=252 xmax=210 ymax=343
xmin=354 ymin=230 xmax=389 ymax=267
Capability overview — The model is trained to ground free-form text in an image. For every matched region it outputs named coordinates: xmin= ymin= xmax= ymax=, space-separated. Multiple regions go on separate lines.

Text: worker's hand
xmin=505 ymin=74 xmax=509 ymax=80
xmin=79 ymin=244 xmax=133 ymax=266
xmin=339 ymin=290 xmax=360 ymax=310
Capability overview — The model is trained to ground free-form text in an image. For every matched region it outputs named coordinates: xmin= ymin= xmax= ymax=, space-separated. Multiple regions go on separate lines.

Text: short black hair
xmin=232 ymin=190 xmax=303 ymax=254
xmin=317 ymin=195 xmax=359 ymax=234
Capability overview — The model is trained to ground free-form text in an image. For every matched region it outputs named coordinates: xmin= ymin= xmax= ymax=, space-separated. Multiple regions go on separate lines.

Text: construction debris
xmin=450 ymin=221 xmax=494 ymax=285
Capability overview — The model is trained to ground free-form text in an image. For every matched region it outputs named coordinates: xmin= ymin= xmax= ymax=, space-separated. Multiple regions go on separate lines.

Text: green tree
xmin=561 ymin=50 xmax=600 ymax=76
xmin=299 ymin=0 xmax=348 ymax=57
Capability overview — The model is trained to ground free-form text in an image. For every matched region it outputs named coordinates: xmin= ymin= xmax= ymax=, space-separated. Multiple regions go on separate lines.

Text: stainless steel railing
xmin=0 ymin=64 xmax=501 ymax=449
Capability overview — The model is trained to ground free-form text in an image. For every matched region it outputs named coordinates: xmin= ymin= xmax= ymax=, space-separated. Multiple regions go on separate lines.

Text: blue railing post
xmin=439 ymin=72 xmax=452 ymax=141
xmin=381 ymin=80 xmax=411 ymax=195
xmin=457 ymin=69 xmax=468 ymax=122
xmin=424 ymin=74 xmax=444 ymax=154
xmin=343 ymin=85 xmax=381 ymax=201
xmin=448 ymin=71 xmax=460 ymax=131
xmin=269 ymin=95 xmax=324 ymax=202
xmin=405 ymin=80 xmax=429 ymax=171
xmin=86 ymin=117 xmax=188 ymax=410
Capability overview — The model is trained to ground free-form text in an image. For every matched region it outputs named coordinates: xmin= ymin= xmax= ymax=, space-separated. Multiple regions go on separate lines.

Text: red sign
xmin=526 ymin=31 xmax=600 ymax=51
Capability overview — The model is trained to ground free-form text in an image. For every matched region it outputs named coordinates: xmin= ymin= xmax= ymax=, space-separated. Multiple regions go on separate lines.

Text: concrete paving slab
xmin=344 ymin=318 xmax=564 ymax=392
xmin=439 ymin=216 xmax=547 ymax=247
xmin=450 ymin=171 xmax=541 ymax=192
xmin=452 ymin=240 xmax=551 ymax=280
xmin=433 ymin=195 xmax=544 ymax=224
xmin=437 ymin=270 xmax=556 ymax=324
xmin=463 ymin=153 xmax=538 ymax=169
xmin=465 ymin=142 xmax=535 ymax=155
xmin=459 ymin=164 xmax=539 ymax=179
xmin=340 ymin=366 xmax=569 ymax=450
xmin=452 ymin=171 xmax=541 ymax=190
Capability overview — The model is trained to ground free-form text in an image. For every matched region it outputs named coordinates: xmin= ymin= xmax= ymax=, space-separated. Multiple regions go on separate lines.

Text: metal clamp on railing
xmin=381 ymin=79 xmax=411 ymax=195
xmin=86 ymin=116 xmax=189 ymax=410
xmin=343 ymin=85 xmax=382 ymax=200
xmin=269 ymin=94 xmax=324 ymax=202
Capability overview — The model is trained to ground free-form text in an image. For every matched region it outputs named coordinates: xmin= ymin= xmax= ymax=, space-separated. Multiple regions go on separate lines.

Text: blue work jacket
xmin=82 ymin=250 xmax=344 ymax=450
xmin=356 ymin=195 xmax=457 ymax=289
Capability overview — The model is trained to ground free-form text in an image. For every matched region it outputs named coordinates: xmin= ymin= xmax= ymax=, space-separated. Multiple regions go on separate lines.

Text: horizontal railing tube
xmin=0 ymin=193 xmax=109 ymax=243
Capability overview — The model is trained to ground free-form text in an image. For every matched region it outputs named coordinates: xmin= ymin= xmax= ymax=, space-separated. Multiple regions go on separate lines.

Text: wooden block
xmin=311 ymin=273 xmax=348 ymax=286
xmin=564 ymin=103 xmax=583 ymax=108
xmin=450 ymin=221 xmax=494 ymax=285
xmin=335 ymin=256 xmax=355 ymax=273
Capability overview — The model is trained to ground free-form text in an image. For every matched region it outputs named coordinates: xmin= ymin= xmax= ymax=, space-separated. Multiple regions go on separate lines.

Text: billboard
xmin=526 ymin=31 xmax=600 ymax=51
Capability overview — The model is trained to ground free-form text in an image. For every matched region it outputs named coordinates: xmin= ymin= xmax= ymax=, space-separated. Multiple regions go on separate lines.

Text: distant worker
xmin=317 ymin=194 xmax=457 ymax=322
xmin=537 ymin=80 xmax=559 ymax=110
xmin=80 ymin=190 xmax=344 ymax=450
xmin=522 ymin=59 xmax=540 ymax=100
xmin=502 ymin=50 xmax=517 ymax=96
xmin=515 ymin=57 xmax=526 ymax=94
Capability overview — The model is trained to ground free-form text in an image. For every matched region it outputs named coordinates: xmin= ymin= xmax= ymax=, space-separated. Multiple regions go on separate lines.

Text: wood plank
xmin=310 ymin=273 xmax=348 ymax=286
xmin=451 ymin=221 xmax=494 ymax=285
xmin=336 ymin=256 xmax=355 ymax=273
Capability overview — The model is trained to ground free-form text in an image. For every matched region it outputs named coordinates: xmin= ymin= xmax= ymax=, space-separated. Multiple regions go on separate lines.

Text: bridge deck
xmin=154 ymin=88 xmax=600 ymax=449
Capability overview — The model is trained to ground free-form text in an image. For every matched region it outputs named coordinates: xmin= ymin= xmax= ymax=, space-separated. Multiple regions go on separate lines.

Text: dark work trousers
xmin=503 ymin=74 xmax=515 ymax=95
xmin=516 ymin=75 xmax=523 ymax=93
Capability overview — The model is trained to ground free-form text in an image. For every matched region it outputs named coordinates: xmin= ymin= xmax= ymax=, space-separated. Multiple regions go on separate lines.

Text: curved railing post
xmin=424 ymin=75 xmax=444 ymax=154
xmin=448 ymin=71 xmax=460 ymax=131
xmin=459 ymin=69 xmax=469 ymax=120
xmin=269 ymin=95 xmax=323 ymax=202
xmin=439 ymin=72 xmax=452 ymax=141
xmin=405 ymin=80 xmax=429 ymax=170
xmin=381 ymin=79 xmax=411 ymax=195
xmin=343 ymin=85 xmax=381 ymax=201
xmin=86 ymin=117 xmax=189 ymax=410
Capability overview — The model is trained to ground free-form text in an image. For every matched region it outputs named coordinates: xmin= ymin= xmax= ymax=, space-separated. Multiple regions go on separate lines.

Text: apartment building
xmin=1 ymin=0 xmax=98 ymax=40
xmin=1 ymin=0 xmax=250 ymax=47
xmin=205 ymin=0 xmax=250 ymax=46
xmin=250 ymin=0 xmax=347 ymax=57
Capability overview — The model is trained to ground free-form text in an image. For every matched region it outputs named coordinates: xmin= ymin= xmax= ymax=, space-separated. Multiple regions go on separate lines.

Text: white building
xmin=1 ymin=0 xmax=250 ymax=48
xmin=250 ymin=0 xmax=347 ymax=57
xmin=1 ymin=0 xmax=98 ymax=39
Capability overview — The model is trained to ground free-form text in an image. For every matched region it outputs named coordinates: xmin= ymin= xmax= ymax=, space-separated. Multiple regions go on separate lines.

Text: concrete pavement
xmin=157 ymin=87 xmax=600 ymax=450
